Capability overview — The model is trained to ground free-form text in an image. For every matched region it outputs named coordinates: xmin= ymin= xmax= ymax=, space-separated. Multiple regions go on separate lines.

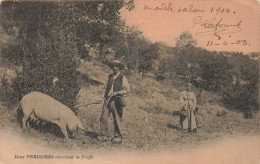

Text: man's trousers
xmin=100 ymin=96 xmax=126 ymax=137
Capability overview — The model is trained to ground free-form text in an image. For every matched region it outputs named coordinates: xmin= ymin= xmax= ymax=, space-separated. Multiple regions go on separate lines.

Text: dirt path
xmin=0 ymin=97 xmax=259 ymax=153
xmin=1 ymin=128 xmax=259 ymax=164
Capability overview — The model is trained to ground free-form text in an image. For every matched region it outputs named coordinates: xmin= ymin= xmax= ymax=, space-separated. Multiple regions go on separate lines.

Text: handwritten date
xmin=207 ymin=40 xmax=250 ymax=46
xmin=210 ymin=7 xmax=235 ymax=15
xmin=143 ymin=2 xmax=235 ymax=16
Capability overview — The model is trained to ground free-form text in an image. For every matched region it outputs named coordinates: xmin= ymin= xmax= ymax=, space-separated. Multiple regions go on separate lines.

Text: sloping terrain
xmin=0 ymin=60 xmax=259 ymax=153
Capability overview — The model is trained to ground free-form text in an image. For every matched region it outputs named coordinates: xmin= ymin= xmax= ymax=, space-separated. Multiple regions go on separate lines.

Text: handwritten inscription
xmin=178 ymin=4 xmax=205 ymax=13
xmin=207 ymin=39 xmax=250 ymax=47
xmin=143 ymin=3 xmax=205 ymax=13
xmin=143 ymin=3 xmax=233 ymax=14
xmin=142 ymin=1 xmax=248 ymax=47
xmin=144 ymin=2 xmax=173 ymax=12
xmin=192 ymin=16 xmax=242 ymax=37
xmin=211 ymin=7 xmax=233 ymax=15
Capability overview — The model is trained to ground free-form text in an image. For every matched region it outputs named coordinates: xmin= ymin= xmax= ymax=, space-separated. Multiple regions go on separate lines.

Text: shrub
xmin=221 ymin=84 xmax=258 ymax=118
xmin=0 ymin=2 xmax=81 ymax=111
xmin=10 ymin=56 xmax=80 ymax=111
xmin=0 ymin=75 xmax=17 ymax=108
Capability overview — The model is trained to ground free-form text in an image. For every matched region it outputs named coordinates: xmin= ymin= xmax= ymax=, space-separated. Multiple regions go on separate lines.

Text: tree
xmin=199 ymin=53 xmax=233 ymax=91
xmin=0 ymin=2 xmax=80 ymax=109
xmin=0 ymin=1 xmax=132 ymax=110
xmin=176 ymin=31 xmax=197 ymax=49
xmin=171 ymin=32 xmax=200 ymax=81
xmin=137 ymin=42 xmax=160 ymax=75
xmin=222 ymin=52 xmax=259 ymax=117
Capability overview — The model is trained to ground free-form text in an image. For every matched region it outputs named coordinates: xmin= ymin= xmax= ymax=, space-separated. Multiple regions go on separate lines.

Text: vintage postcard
xmin=0 ymin=0 xmax=259 ymax=163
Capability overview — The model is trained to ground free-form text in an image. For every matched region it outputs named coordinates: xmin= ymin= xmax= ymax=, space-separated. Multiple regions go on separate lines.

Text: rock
xmin=217 ymin=110 xmax=227 ymax=117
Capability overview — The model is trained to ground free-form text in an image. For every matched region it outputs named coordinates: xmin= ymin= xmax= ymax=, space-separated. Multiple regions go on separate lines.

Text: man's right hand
xmin=107 ymin=92 xmax=114 ymax=98
xmin=108 ymin=92 xmax=120 ymax=97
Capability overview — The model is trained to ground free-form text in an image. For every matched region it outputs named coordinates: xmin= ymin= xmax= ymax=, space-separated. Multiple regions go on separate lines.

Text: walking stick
xmin=102 ymin=94 xmax=123 ymax=134
xmin=75 ymin=99 xmax=103 ymax=108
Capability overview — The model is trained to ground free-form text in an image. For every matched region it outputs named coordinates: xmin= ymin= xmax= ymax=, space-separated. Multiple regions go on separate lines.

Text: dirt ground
xmin=0 ymin=92 xmax=259 ymax=154
xmin=0 ymin=61 xmax=259 ymax=164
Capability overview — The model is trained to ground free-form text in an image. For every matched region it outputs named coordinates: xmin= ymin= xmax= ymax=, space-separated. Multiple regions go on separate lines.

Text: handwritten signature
xmin=144 ymin=2 xmax=173 ymax=12
xmin=192 ymin=16 xmax=242 ymax=38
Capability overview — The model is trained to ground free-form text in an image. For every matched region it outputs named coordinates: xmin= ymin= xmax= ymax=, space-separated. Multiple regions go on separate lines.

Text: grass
xmin=0 ymin=60 xmax=259 ymax=153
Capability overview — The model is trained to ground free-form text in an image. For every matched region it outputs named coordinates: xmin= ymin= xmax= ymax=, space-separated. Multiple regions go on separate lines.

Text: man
xmin=97 ymin=60 xmax=130 ymax=143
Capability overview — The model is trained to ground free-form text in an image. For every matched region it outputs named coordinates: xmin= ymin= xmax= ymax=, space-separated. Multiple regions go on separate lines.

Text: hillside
xmin=0 ymin=60 xmax=259 ymax=153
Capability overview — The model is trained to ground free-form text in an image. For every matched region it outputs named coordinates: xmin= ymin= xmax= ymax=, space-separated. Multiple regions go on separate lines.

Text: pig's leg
xmin=27 ymin=112 xmax=36 ymax=128
xmin=21 ymin=109 xmax=33 ymax=130
xmin=59 ymin=123 xmax=69 ymax=139
xmin=22 ymin=116 xmax=28 ymax=129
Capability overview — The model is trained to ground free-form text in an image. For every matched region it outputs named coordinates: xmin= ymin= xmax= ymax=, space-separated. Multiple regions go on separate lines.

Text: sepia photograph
xmin=0 ymin=0 xmax=259 ymax=163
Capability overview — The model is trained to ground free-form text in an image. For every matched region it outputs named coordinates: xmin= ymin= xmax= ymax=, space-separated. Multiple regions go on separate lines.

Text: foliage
xmin=221 ymin=53 xmax=259 ymax=116
xmin=137 ymin=42 xmax=160 ymax=75
xmin=0 ymin=1 xmax=258 ymax=116
xmin=157 ymin=31 xmax=259 ymax=114
xmin=113 ymin=26 xmax=160 ymax=75
xmin=0 ymin=1 xmax=130 ymax=110
xmin=199 ymin=52 xmax=233 ymax=91
xmin=176 ymin=31 xmax=197 ymax=48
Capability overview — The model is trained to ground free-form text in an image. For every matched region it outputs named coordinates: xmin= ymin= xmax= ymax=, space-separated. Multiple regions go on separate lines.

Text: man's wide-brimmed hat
xmin=108 ymin=60 xmax=125 ymax=70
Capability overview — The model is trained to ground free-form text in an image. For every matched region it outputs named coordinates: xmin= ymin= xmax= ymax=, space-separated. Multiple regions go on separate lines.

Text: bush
xmin=0 ymin=2 xmax=81 ymax=111
xmin=10 ymin=56 xmax=80 ymax=111
xmin=221 ymin=84 xmax=258 ymax=117
xmin=0 ymin=75 xmax=17 ymax=108
xmin=0 ymin=52 xmax=80 ymax=112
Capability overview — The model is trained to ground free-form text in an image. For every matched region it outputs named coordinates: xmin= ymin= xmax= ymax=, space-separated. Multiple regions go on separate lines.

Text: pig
xmin=15 ymin=91 xmax=87 ymax=139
